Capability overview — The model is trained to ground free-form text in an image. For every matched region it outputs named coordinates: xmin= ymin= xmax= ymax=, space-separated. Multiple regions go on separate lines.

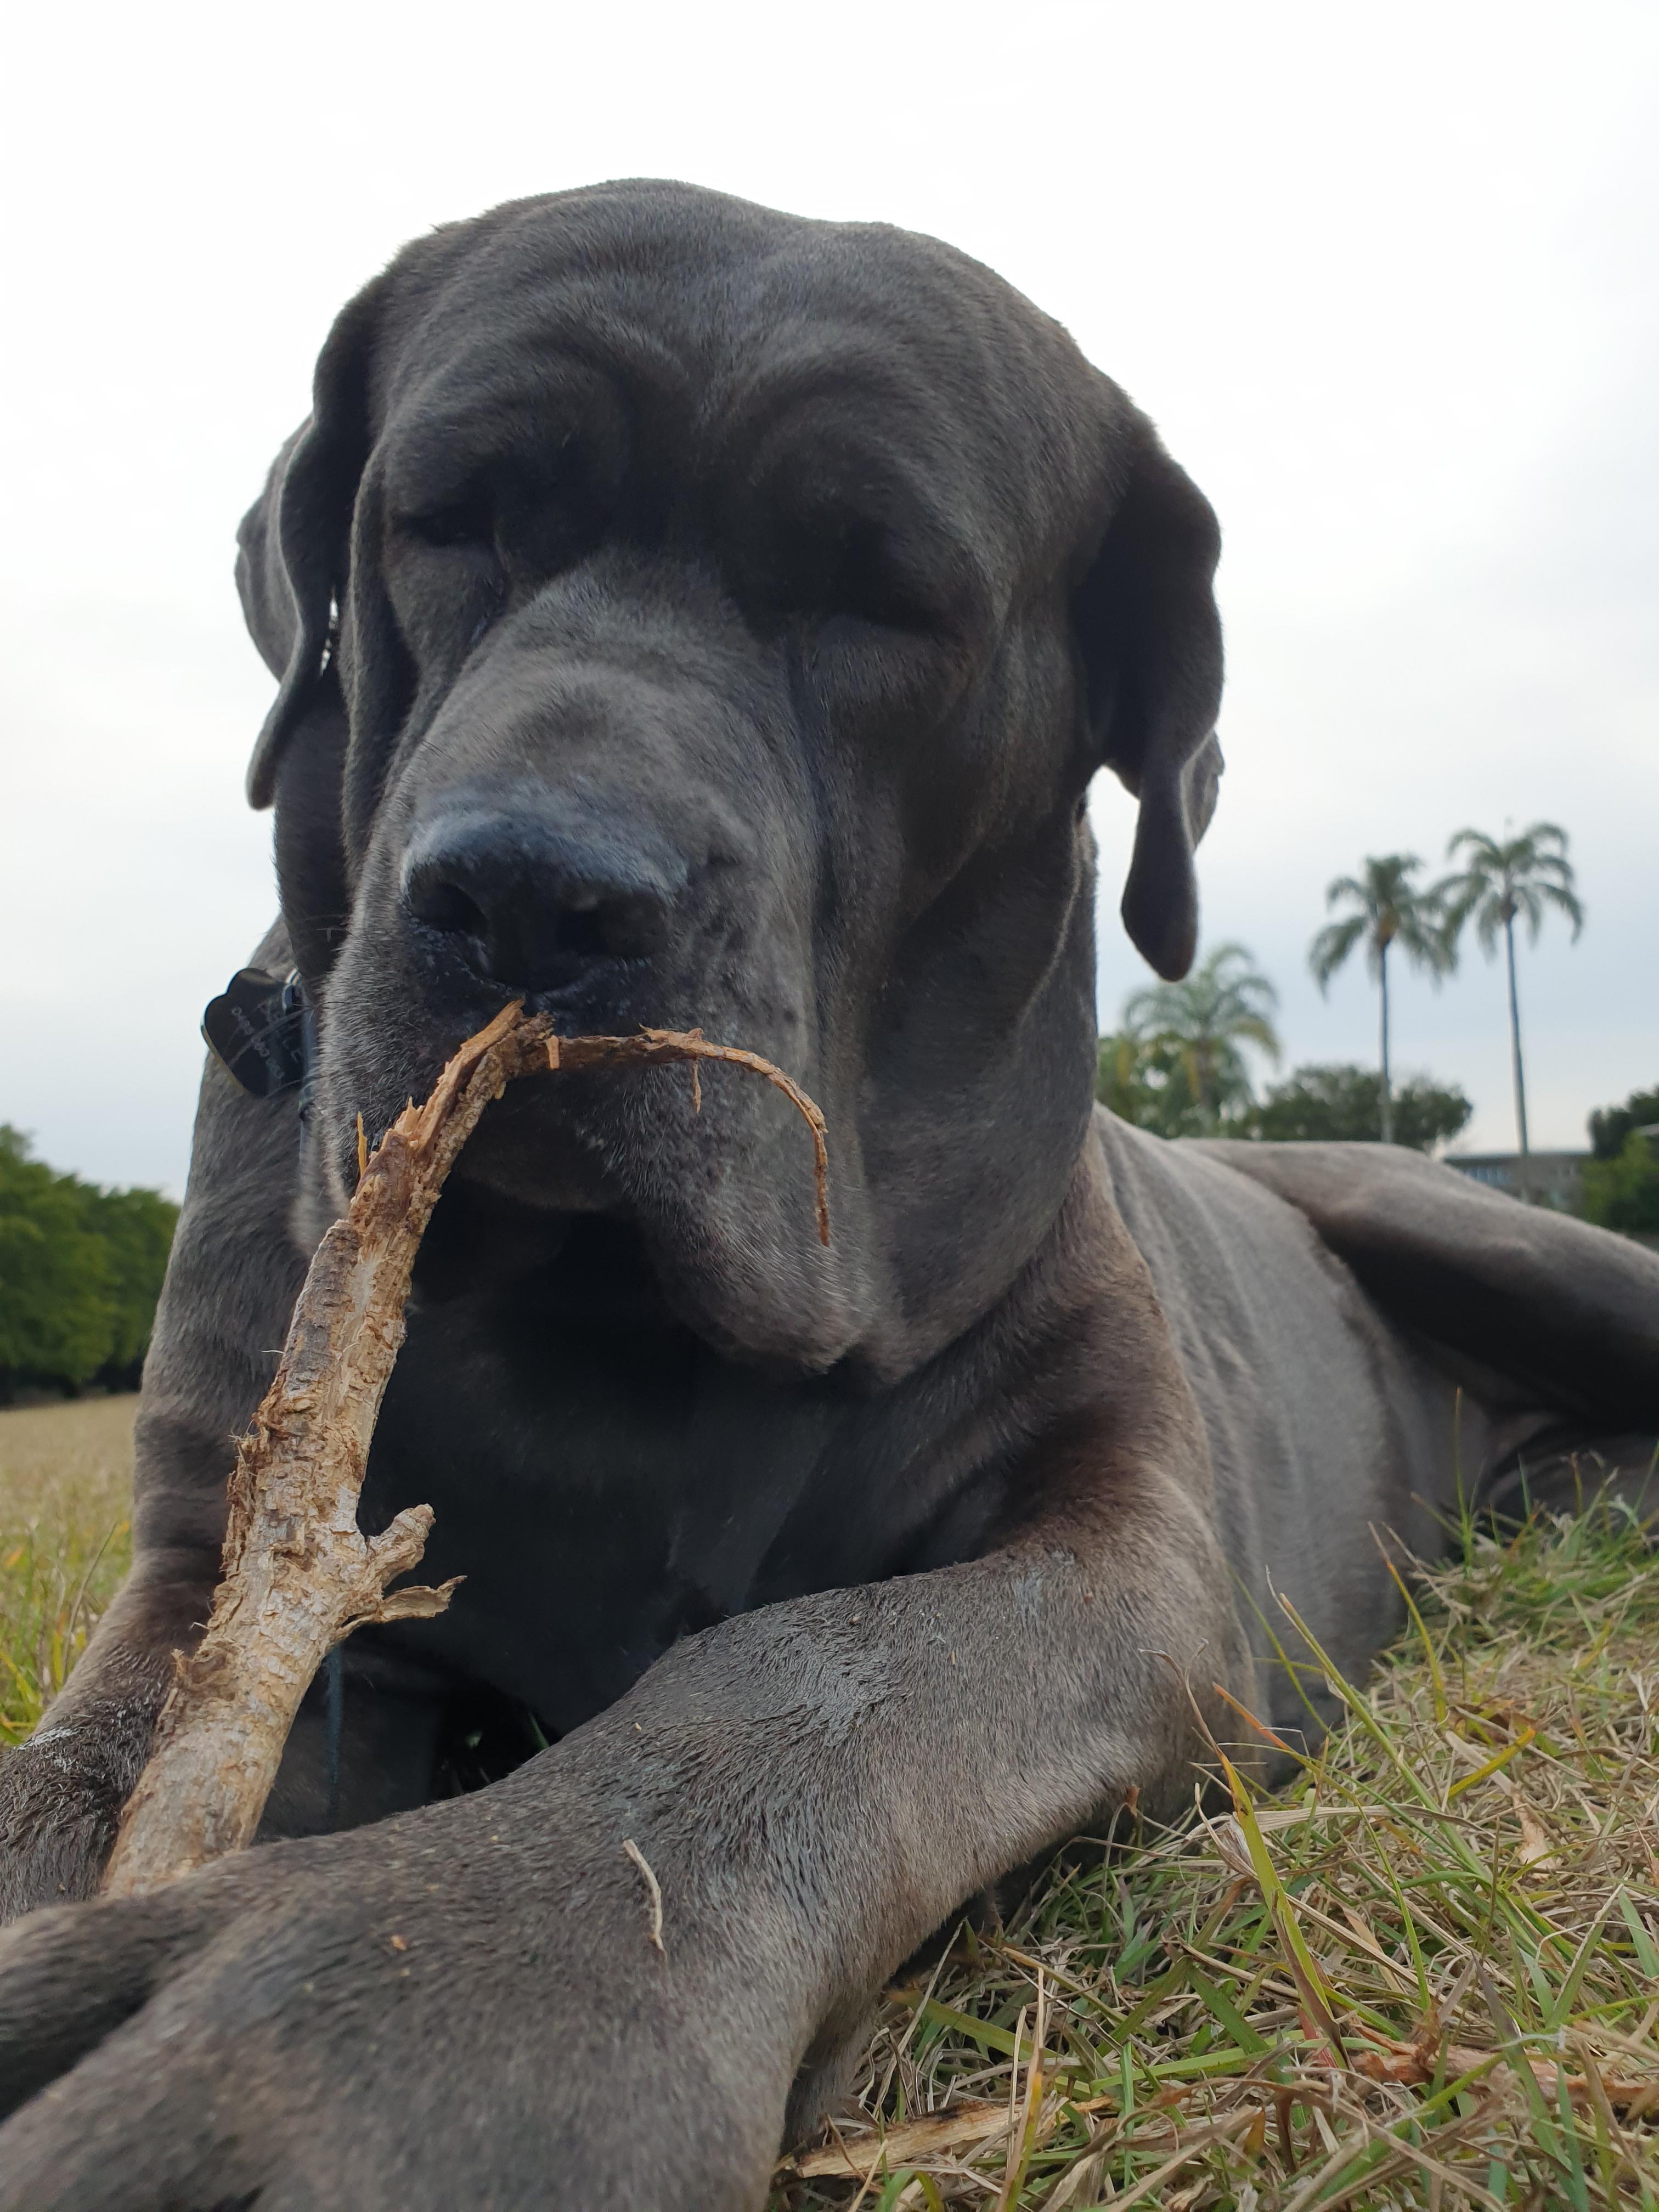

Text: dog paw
xmin=0 ymin=1784 xmax=790 ymax=2211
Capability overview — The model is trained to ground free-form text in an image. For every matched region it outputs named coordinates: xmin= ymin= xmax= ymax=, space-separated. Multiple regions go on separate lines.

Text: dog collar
xmin=202 ymin=967 xmax=318 ymax=1120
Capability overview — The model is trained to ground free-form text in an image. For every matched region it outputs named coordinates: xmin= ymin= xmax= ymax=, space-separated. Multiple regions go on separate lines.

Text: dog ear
xmin=237 ymin=278 xmax=386 ymax=811
xmin=1075 ymin=423 xmax=1223 ymax=981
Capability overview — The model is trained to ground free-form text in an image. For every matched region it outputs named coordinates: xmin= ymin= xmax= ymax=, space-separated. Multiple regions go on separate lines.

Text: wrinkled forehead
xmin=366 ymin=186 xmax=1122 ymax=551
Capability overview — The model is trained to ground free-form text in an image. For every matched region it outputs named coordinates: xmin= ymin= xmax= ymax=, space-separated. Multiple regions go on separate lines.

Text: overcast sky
xmin=3 ymin=0 xmax=1655 ymax=1195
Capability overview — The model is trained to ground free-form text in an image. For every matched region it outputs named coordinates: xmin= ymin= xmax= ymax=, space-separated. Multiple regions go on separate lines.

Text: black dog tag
xmin=202 ymin=968 xmax=307 ymax=1097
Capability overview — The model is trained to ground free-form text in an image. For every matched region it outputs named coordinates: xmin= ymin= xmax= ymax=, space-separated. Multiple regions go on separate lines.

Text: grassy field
xmin=1 ymin=1402 xmax=1656 ymax=2206
xmin=0 ymin=1393 xmax=135 ymax=1742
xmin=774 ymin=1492 xmax=1659 ymax=2211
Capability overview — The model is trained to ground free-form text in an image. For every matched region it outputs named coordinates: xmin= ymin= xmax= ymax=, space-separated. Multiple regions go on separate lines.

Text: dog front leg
xmin=581 ymin=1423 xmax=1259 ymax=2158
xmin=0 ymin=1016 xmax=313 ymax=1921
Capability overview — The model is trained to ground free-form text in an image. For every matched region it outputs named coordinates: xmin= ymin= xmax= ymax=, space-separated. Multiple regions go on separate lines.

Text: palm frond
xmin=1540 ymin=879 xmax=1586 ymax=939
xmin=1393 ymin=911 xmax=1455 ymax=980
xmin=1308 ymin=913 xmax=1367 ymax=991
xmin=1232 ymin=1013 xmax=1283 ymax=1060
xmin=1323 ymin=874 xmax=1369 ymax=911
xmin=1119 ymin=983 xmax=1169 ymax=1038
xmin=1446 ymin=827 xmax=1503 ymax=866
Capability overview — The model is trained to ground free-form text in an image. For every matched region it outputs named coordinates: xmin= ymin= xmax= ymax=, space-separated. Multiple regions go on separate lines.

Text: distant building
xmin=1444 ymin=1150 xmax=1588 ymax=1211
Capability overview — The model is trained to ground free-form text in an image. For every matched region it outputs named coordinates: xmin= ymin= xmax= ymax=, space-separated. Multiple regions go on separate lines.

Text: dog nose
xmin=400 ymin=805 xmax=690 ymax=989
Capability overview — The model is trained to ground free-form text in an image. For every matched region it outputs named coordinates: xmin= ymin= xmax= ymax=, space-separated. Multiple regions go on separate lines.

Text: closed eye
xmin=400 ymin=447 xmax=606 ymax=584
xmin=403 ymin=499 xmax=495 ymax=552
xmin=765 ymin=506 xmax=949 ymax=635
xmin=821 ymin=515 xmax=923 ymax=627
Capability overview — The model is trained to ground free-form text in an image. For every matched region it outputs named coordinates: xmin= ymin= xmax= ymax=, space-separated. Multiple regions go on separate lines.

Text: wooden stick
xmin=1352 ymin=2038 xmax=1659 ymax=2111
xmin=103 ymin=1005 xmax=830 ymax=1895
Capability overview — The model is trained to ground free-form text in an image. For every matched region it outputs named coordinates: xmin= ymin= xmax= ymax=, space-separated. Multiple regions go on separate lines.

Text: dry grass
xmin=2 ymin=1404 xmax=1656 ymax=2207
xmin=775 ymin=1492 xmax=1659 ymax=2212
xmin=0 ymin=1395 xmax=134 ymax=1742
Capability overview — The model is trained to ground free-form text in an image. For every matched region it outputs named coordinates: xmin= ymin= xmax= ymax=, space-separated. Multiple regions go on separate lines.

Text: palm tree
xmin=1438 ymin=823 xmax=1583 ymax=1192
xmin=1308 ymin=855 xmax=1452 ymax=1143
xmin=1120 ymin=942 xmax=1282 ymax=1133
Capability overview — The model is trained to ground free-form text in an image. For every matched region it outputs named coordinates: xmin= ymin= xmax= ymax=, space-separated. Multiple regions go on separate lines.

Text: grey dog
xmin=1 ymin=182 xmax=1654 ymax=2209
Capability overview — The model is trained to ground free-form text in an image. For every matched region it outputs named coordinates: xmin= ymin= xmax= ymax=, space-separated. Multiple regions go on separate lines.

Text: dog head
xmin=238 ymin=182 xmax=1222 ymax=1381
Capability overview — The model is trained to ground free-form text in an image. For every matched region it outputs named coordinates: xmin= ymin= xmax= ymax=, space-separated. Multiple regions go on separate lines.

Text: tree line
xmin=1581 ymin=1086 xmax=1659 ymax=1237
xmin=1096 ymin=943 xmax=1476 ymax=1148
xmin=0 ymin=1127 xmax=178 ymax=1402
xmin=1096 ymin=819 xmax=1657 ymax=1235
xmin=1100 ymin=819 xmax=1582 ymax=1149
